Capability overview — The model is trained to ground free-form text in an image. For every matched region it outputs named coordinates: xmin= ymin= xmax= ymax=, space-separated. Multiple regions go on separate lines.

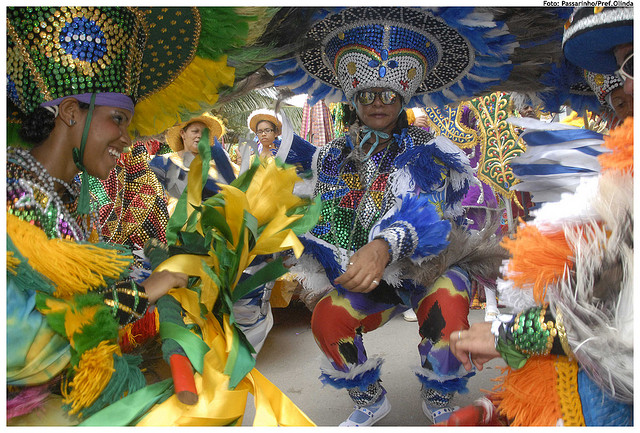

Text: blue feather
xmin=274 ymin=67 xmax=306 ymax=87
xmin=300 ymin=237 xmax=343 ymax=283
xmin=377 ymin=194 xmax=451 ymax=259
xmin=319 ymin=363 xmax=383 ymax=391
xmin=211 ymin=138 xmax=236 ymax=184
xmin=264 ymin=58 xmax=298 ymax=76
xmin=293 ymin=77 xmax=317 ymax=94
xmin=308 ymin=84 xmax=333 ymax=106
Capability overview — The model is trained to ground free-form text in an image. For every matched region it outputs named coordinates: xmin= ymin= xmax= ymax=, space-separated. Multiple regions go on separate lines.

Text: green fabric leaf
xmin=166 ymin=187 xmax=190 ymax=246
xmin=243 ymin=210 xmax=258 ymax=250
xmin=232 ymin=258 xmax=288 ymax=302
xmin=159 ymin=321 xmax=210 ymax=375
xmin=79 ymin=378 xmax=174 ymax=426
xmin=496 ymin=338 xmax=529 ymax=369
xmin=224 ymin=325 xmax=255 ymax=390
xmin=200 ymin=205 xmax=234 ymax=243
xmin=176 ymin=231 xmax=209 ymax=255
xmin=230 ymin=157 xmax=260 ymax=192
xmin=198 ymin=129 xmax=212 ymax=190
xmin=284 ymin=195 xmax=323 ymax=235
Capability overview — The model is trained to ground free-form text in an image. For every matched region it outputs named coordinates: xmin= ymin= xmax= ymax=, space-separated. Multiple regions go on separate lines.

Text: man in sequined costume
xmin=276 ymin=9 xmax=478 ymax=426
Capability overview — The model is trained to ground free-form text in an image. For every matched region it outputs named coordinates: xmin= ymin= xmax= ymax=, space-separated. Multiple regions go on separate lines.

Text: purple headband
xmin=40 ymin=92 xmax=135 ymax=115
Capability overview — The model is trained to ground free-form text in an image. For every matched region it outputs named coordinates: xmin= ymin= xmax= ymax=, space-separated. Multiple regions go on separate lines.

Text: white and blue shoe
xmin=340 ymin=395 xmax=391 ymax=427
xmin=422 ymin=400 xmax=460 ymax=425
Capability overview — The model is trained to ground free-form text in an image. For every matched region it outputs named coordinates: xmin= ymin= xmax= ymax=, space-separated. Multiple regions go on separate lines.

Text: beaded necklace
xmin=329 ymin=134 xmax=397 ymax=259
xmin=7 ymin=146 xmax=101 ymax=241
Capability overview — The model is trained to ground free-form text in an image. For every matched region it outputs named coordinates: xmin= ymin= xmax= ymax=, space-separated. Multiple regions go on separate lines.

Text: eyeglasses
xmin=356 ymin=89 xmax=399 ymax=106
xmin=257 ymin=128 xmax=274 ymax=134
xmin=618 ymin=52 xmax=633 ymax=81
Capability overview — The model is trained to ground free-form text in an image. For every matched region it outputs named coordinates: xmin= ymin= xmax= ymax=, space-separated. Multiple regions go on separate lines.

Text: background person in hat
xmin=448 ymin=7 xmax=633 ymax=426
xmin=6 ymin=6 xmax=189 ymax=424
xmin=247 ymin=109 xmax=283 ymax=158
xmin=149 ymin=112 xmax=237 ymax=215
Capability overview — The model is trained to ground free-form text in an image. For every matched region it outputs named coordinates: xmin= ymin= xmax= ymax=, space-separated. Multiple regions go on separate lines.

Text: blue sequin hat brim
xmin=266 ymin=7 xmax=519 ymax=108
xmin=562 ymin=7 xmax=634 ymax=74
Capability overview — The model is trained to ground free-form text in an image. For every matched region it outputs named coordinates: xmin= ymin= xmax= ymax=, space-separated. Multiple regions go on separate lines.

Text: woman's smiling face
xmin=80 ymin=105 xmax=132 ymax=180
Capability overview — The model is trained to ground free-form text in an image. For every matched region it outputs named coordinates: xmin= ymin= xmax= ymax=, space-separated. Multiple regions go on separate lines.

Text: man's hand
xmin=334 ymin=238 xmax=390 ymax=293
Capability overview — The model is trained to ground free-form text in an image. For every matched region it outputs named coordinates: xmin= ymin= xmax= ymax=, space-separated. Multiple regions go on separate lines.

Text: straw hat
xmin=165 ymin=113 xmax=226 ymax=152
xmin=247 ymin=109 xmax=282 ymax=134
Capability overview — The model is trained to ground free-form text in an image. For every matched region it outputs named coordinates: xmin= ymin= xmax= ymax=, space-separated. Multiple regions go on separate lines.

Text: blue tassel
xmin=415 ymin=371 xmax=475 ymax=395
xmin=300 ymin=237 xmax=343 ymax=283
xmin=284 ymin=134 xmax=317 ymax=172
xmin=211 ymin=137 xmax=236 ymax=184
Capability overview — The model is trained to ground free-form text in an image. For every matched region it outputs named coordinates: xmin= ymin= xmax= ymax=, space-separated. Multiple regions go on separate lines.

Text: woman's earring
xmin=69 ymin=119 xmax=76 ymax=126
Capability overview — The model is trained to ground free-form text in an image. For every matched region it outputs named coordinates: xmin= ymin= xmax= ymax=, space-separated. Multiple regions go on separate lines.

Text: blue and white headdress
xmin=266 ymin=7 xmax=522 ymax=108
xmin=563 ymin=7 xmax=634 ymax=74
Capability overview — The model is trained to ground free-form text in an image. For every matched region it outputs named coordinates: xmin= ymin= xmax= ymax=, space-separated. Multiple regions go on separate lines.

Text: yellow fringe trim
xmin=7 ymin=251 xmax=19 ymax=275
xmin=130 ymin=56 xmax=235 ymax=137
xmin=7 ymin=213 xmax=132 ymax=298
xmin=493 ymin=357 xmax=562 ymax=425
xmin=62 ymin=341 xmax=121 ymax=415
xmin=555 ymin=357 xmax=585 ymax=426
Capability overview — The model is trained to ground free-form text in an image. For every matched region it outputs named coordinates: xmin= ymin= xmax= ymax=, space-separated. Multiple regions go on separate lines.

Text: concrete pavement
xmin=243 ymin=300 xmax=504 ymax=427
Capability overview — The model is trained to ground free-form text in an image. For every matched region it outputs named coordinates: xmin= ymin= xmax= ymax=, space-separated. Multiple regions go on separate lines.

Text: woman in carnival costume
xmin=449 ymin=7 xmax=633 ymax=426
xmin=6 ymin=6 xmax=193 ymax=424
xmin=262 ymin=7 xmax=550 ymax=426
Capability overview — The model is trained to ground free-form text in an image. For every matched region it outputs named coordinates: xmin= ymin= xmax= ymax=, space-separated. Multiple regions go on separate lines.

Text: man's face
xmin=609 ymin=87 xmax=633 ymax=120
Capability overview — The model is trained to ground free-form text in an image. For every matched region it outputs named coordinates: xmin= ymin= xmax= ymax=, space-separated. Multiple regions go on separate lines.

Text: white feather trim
xmin=319 ymin=356 xmax=384 ymax=382
xmin=507 ymin=117 xmax=581 ymax=131
xmin=292 ymin=177 xmax=314 ymax=198
xmin=496 ymin=278 xmax=538 ymax=314
xmin=388 ymin=166 xmax=415 ymax=197
xmin=531 ymin=176 xmax=600 ymax=232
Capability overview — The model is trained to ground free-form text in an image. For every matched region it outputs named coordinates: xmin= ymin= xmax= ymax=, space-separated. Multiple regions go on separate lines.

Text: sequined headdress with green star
xmin=6 ymin=6 xmax=242 ymax=137
xmin=7 ymin=7 xmax=146 ymax=115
